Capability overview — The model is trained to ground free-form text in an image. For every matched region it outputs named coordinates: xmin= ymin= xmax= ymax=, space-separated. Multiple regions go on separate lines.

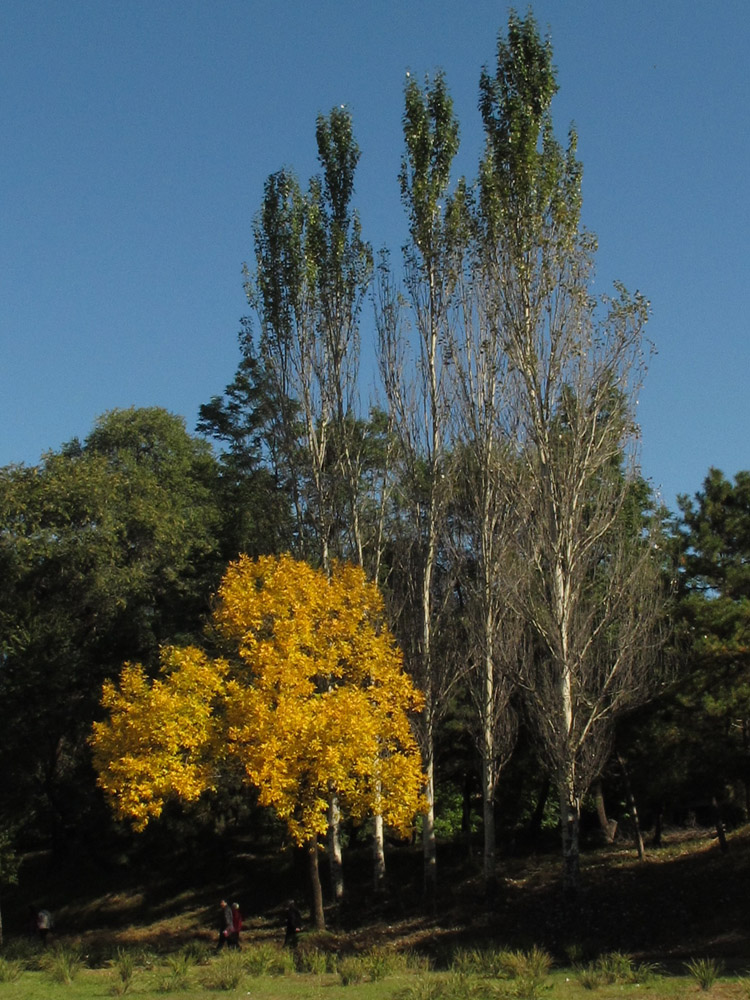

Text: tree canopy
xmin=91 ymin=554 xmax=425 ymax=845
xmin=0 ymin=407 xmax=222 ymax=840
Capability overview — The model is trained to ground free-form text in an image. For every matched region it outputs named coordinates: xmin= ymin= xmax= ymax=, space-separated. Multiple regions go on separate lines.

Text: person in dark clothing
xmin=284 ymin=899 xmax=302 ymax=947
xmin=29 ymin=905 xmax=52 ymax=947
xmin=216 ymin=899 xmax=233 ymax=951
xmin=36 ymin=908 xmax=52 ymax=946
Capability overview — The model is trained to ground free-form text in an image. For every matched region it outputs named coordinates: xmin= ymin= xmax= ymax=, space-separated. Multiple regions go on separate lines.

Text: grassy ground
xmin=0 ymin=947 xmax=748 ymax=1000
xmin=3 ymin=822 xmax=750 ymax=996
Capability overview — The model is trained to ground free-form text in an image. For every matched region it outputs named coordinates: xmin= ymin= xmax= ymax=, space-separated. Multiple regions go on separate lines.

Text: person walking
xmin=230 ymin=902 xmax=242 ymax=949
xmin=284 ymin=899 xmax=302 ymax=947
xmin=216 ymin=899 xmax=233 ymax=951
xmin=30 ymin=906 xmax=52 ymax=947
xmin=37 ymin=908 xmax=52 ymax=947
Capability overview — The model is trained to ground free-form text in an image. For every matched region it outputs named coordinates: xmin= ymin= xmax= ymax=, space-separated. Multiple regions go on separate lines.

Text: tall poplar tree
xmin=448 ymin=232 xmax=523 ymax=887
xmin=245 ymin=107 xmax=372 ymax=574
xmin=475 ymin=12 xmax=662 ymax=896
xmin=377 ymin=71 xmax=464 ymax=898
xmin=243 ymin=107 xmax=373 ymax=900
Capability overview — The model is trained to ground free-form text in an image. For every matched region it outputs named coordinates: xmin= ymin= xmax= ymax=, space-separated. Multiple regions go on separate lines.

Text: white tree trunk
xmin=559 ymin=777 xmax=581 ymax=899
xmin=328 ymin=795 xmax=344 ymax=903
xmin=481 ymin=645 xmax=496 ymax=882
xmin=422 ymin=748 xmax=437 ymax=900
xmin=373 ymin=808 xmax=386 ymax=890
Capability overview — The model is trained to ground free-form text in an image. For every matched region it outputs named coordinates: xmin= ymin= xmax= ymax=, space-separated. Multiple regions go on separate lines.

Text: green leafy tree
xmin=673 ymin=469 xmax=750 ymax=812
xmin=0 ymin=407 xmax=222 ymax=844
xmin=198 ymin=322 xmax=295 ymax=559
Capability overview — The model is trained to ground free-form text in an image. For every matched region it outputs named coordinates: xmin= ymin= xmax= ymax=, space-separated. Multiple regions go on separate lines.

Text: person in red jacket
xmin=231 ymin=902 xmax=243 ymax=950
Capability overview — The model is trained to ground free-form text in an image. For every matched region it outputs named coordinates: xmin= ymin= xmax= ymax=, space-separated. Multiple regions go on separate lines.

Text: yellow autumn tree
xmin=215 ymin=554 xmax=424 ymax=839
xmin=215 ymin=554 xmax=425 ymax=927
xmin=91 ymin=554 xmax=425 ymax=928
xmin=90 ymin=645 xmax=229 ymax=831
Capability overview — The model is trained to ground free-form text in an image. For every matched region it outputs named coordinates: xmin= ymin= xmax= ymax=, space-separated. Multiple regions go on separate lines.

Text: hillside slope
xmin=5 ymin=825 xmax=749 ymax=966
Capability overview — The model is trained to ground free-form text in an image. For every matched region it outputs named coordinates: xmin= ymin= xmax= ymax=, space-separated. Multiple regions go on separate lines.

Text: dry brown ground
xmin=5 ymin=824 xmax=750 ymax=968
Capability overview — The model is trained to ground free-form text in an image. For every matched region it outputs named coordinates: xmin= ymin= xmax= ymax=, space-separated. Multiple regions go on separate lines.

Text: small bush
xmin=153 ymin=972 xmax=184 ymax=994
xmin=108 ymin=948 xmax=136 ymax=995
xmin=597 ymin=951 xmax=634 ymax=984
xmin=451 ymin=947 xmax=485 ymax=975
xmin=153 ymin=952 xmax=192 ymax=993
xmin=632 ymin=961 xmax=661 ymax=984
xmin=296 ymin=931 xmax=339 ymax=971
xmin=242 ymin=942 xmax=275 ymax=976
xmin=337 ymin=954 xmax=367 ymax=985
xmin=485 ymin=949 xmax=519 ymax=978
xmin=45 ymin=943 xmax=83 ymax=985
xmin=180 ymin=940 xmax=212 ymax=966
xmin=685 ymin=957 xmax=722 ymax=991
xmin=364 ymin=945 xmax=401 ymax=980
xmin=441 ymin=970 xmax=494 ymax=999
xmin=451 ymin=946 xmax=515 ymax=979
xmin=576 ymin=964 xmax=603 ymax=990
xmin=393 ymin=975 xmax=447 ymax=1000
xmin=575 ymin=952 xmax=659 ymax=989
xmin=511 ymin=975 xmax=548 ymax=999
xmin=501 ymin=947 xmax=552 ymax=980
xmin=295 ymin=944 xmax=331 ymax=974
xmin=109 ymin=976 xmax=132 ymax=996
xmin=0 ymin=957 xmax=23 ymax=982
xmin=498 ymin=947 xmax=552 ymax=1000
xmin=201 ymin=950 xmax=246 ymax=991
xmin=244 ymin=941 xmax=294 ymax=976
xmin=405 ymin=950 xmax=433 ymax=973
xmin=114 ymin=947 xmax=136 ymax=979
xmin=132 ymin=945 xmax=159 ymax=969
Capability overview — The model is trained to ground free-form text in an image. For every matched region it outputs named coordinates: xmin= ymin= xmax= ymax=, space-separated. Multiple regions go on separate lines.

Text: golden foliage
xmin=91 ymin=555 xmax=425 ymax=843
xmin=90 ymin=646 xmax=228 ymax=831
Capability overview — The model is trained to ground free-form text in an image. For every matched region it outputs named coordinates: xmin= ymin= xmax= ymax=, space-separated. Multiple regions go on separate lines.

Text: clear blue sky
xmin=2 ymin=1 xmax=748 ymax=514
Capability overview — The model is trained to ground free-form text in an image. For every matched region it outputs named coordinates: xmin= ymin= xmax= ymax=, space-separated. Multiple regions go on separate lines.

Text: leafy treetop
xmin=91 ymin=555 xmax=426 ymax=845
